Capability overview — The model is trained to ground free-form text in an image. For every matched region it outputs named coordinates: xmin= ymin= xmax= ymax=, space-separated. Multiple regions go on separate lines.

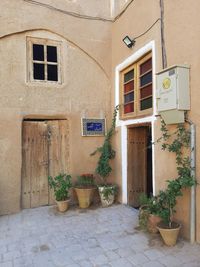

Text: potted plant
xmin=155 ymin=121 xmax=196 ymax=246
xmin=91 ymin=105 xmax=119 ymax=207
xmin=146 ymin=196 xmax=162 ymax=234
xmin=138 ymin=193 xmax=161 ymax=233
xmin=156 ymin=186 xmax=182 ymax=246
xmin=48 ymin=173 xmax=72 ymax=212
xmin=74 ymin=173 xmax=97 ymax=208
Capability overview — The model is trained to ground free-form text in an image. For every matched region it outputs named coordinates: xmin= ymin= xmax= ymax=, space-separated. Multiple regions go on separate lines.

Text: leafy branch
xmin=91 ymin=105 xmax=119 ymax=185
xmin=155 ymin=119 xmax=196 ymax=227
xmin=48 ymin=173 xmax=72 ymax=201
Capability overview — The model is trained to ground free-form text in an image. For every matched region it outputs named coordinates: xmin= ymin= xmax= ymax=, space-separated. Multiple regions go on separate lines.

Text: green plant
xmin=91 ymin=105 xmax=119 ymax=185
xmin=155 ymin=120 xmax=196 ymax=228
xmin=138 ymin=193 xmax=149 ymax=230
xmin=48 ymin=173 xmax=72 ymax=201
xmin=138 ymin=194 xmax=162 ymax=230
xmin=138 ymin=207 xmax=149 ymax=230
xmin=147 ymin=196 xmax=163 ymax=216
xmin=100 ymin=184 xmax=118 ymax=200
xmin=138 ymin=193 xmax=149 ymax=206
xmin=75 ymin=173 xmax=96 ymax=188
xmin=139 ymin=193 xmax=162 ymax=216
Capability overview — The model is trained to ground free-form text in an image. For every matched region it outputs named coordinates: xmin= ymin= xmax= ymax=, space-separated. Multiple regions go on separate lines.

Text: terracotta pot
xmin=74 ymin=187 xmax=96 ymax=208
xmin=147 ymin=214 xmax=162 ymax=233
xmin=56 ymin=199 xmax=70 ymax=212
xmin=98 ymin=185 xmax=115 ymax=207
xmin=157 ymin=222 xmax=181 ymax=246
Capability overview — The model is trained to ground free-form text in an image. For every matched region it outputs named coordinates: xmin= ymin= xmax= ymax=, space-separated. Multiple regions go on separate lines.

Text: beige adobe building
xmin=1 ymin=0 xmax=200 ymax=243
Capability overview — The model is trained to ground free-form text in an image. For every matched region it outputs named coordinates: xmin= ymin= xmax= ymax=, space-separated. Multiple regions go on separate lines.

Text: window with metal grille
xmin=120 ymin=53 xmax=153 ymax=119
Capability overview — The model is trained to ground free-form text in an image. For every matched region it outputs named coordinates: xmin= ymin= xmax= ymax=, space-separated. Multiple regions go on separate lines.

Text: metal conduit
xmin=190 ymin=122 xmax=196 ymax=243
xmin=186 ymin=119 xmax=196 ymax=243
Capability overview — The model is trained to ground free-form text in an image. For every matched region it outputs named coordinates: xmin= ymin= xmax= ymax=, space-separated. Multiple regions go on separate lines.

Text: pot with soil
xmin=74 ymin=174 xmax=96 ymax=208
xmin=157 ymin=221 xmax=181 ymax=246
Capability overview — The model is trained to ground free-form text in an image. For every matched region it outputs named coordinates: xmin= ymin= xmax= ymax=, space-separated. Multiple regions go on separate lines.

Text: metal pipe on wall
xmin=190 ymin=122 xmax=196 ymax=244
xmin=186 ymin=118 xmax=196 ymax=243
xmin=160 ymin=0 xmax=167 ymax=69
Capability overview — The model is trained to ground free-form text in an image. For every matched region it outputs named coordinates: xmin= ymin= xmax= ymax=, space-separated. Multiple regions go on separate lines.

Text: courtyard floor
xmin=0 ymin=204 xmax=200 ymax=267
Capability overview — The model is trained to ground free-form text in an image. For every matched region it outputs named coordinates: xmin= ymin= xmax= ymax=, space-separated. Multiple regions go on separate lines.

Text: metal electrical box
xmin=156 ymin=65 xmax=190 ymax=124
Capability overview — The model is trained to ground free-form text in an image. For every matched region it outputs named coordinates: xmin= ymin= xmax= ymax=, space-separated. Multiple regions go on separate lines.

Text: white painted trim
xmin=121 ymin=125 xmax=128 ymax=203
xmin=151 ymin=119 xmax=156 ymax=194
xmin=115 ymin=40 xmax=157 ymax=204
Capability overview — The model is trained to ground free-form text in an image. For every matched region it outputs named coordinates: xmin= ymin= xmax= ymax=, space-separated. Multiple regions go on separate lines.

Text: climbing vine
xmin=91 ymin=105 xmax=119 ymax=185
xmin=154 ymin=119 xmax=196 ymax=227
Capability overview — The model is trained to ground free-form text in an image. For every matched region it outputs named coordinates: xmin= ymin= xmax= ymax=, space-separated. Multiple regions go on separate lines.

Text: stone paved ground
xmin=0 ymin=204 xmax=200 ymax=267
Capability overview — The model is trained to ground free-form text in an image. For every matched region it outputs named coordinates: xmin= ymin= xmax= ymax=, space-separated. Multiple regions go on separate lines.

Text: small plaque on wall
xmin=81 ymin=118 xmax=106 ymax=136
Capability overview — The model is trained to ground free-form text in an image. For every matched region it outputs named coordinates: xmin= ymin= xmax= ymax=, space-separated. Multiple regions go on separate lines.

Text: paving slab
xmin=0 ymin=204 xmax=199 ymax=267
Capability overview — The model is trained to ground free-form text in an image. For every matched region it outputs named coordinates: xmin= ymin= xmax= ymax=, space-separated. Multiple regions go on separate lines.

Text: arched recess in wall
xmin=0 ymin=28 xmax=111 ymax=115
xmin=0 ymin=28 xmax=110 ymax=80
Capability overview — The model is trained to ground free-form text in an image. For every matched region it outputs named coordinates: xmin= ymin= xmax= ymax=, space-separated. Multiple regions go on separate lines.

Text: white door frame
xmin=115 ymin=40 xmax=157 ymax=204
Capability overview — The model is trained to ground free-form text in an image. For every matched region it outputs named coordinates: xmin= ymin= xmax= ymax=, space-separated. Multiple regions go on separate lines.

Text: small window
xmin=27 ymin=37 xmax=61 ymax=84
xmin=120 ymin=53 xmax=152 ymax=119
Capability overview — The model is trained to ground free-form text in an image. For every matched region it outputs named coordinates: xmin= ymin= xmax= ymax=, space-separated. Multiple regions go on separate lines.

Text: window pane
xmin=47 ymin=65 xmax=58 ymax=81
xmin=33 ymin=44 xmax=44 ymax=61
xmin=140 ymin=58 xmax=152 ymax=75
xmin=47 ymin=46 xmax=57 ymax=62
xmin=124 ymin=69 xmax=134 ymax=83
xmin=140 ymin=97 xmax=152 ymax=110
xmin=124 ymin=103 xmax=134 ymax=113
xmin=33 ymin=63 xmax=45 ymax=80
xmin=140 ymin=71 xmax=152 ymax=87
xmin=124 ymin=80 xmax=134 ymax=93
xmin=124 ymin=92 xmax=134 ymax=103
xmin=140 ymin=84 xmax=152 ymax=99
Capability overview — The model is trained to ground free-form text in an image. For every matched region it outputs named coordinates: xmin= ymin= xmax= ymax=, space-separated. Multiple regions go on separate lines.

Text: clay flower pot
xmin=74 ymin=187 xmax=96 ymax=208
xmin=157 ymin=222 xmax=181 ymax=246
xmin=56 ymin=199 xmax=70 ymax=212
xmin=147 ymin=214 xmax=162 ymax=233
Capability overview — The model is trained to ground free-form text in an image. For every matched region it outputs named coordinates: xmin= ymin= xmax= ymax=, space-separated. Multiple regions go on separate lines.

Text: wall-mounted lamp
xmin=123 ymin=35 xmax=135 ymax=48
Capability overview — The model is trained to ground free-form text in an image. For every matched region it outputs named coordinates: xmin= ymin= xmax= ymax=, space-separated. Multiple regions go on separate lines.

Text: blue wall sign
xmin=86 ymin=122 xmax=102 ymax=132
xmin=82 ymin=118 xmax=106 ymax=136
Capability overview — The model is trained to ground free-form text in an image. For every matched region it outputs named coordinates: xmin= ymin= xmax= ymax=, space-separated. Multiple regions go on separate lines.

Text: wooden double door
xmin=127 ymin=126 xmax=152 ymax=207
xmin=22 ymin=120 xmax=69 ymax=209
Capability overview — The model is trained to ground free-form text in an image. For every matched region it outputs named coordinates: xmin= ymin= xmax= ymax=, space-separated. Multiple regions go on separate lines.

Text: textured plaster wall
xmin=1 ymin=0 xmax=200 ymax=243
xmin=163 ymin=0 xmax=200 ymax=243
xmin=28 ymin=0 xmax=111 ymax=18
xmin=0 ymin=0 xmax=112 ymax=214
xmin=112 ymin=0 xmax=200 ymax=241
xmin=1 ymin=0 xmax=112 ymax=76
xmin=111 ymin=0 xmax=161 ymax=200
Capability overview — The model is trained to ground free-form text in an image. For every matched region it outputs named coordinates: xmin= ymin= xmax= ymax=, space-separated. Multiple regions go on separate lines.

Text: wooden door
xmin=127 ymin=127 xmax=147 ymax=207
xmin=22 ymin=121 xmax=49 ymax=208
xmin=22 ymin=120 xmax=69 ymax=208
xmin=48 ymin=120 xmax=70 ymax=204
